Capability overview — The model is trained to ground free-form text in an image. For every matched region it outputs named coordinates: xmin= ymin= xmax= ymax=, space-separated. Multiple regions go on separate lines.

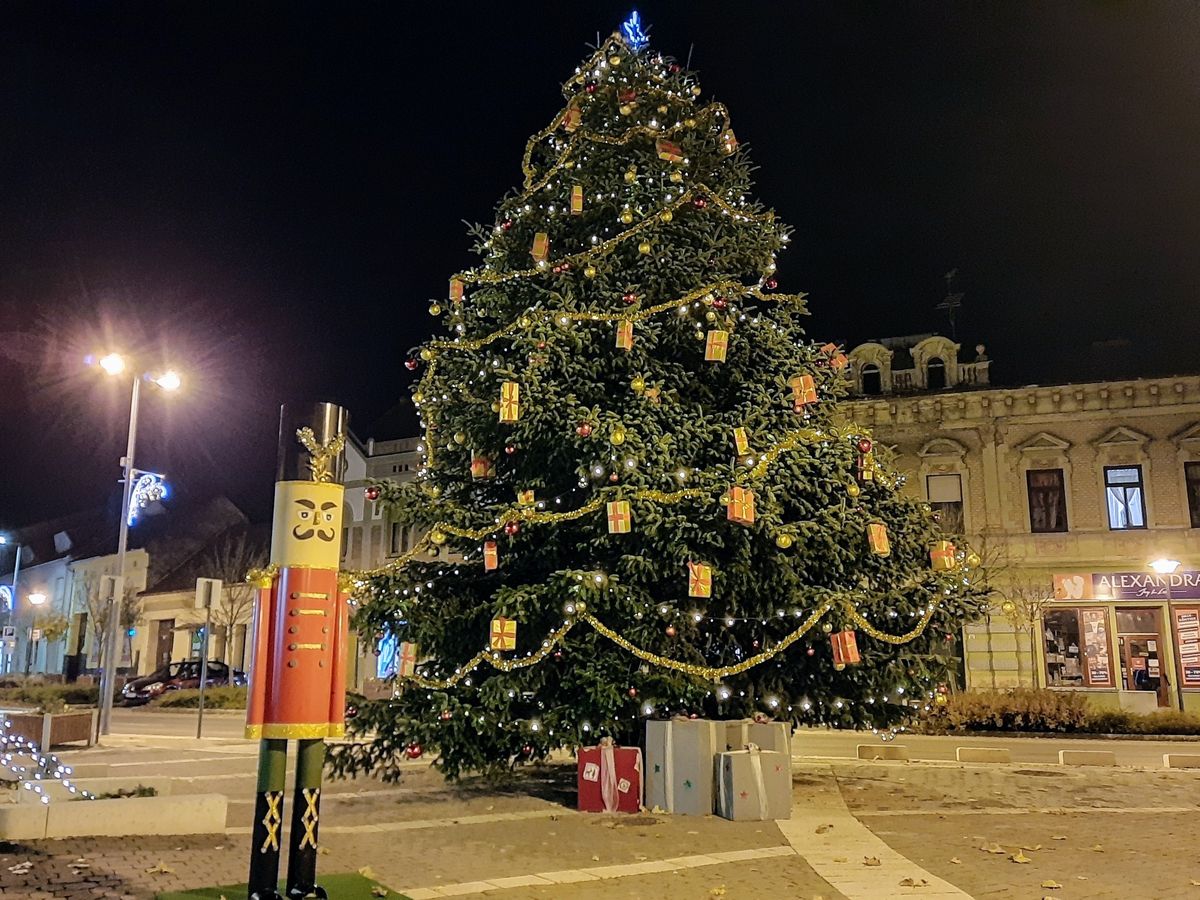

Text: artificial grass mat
xmin=156 ymin=872 xmax=407 ymax=899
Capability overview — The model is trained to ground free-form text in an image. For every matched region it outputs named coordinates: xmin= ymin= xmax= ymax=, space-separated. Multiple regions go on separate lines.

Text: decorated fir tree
xmin=335 ymin=18 xmax=988 ymax=780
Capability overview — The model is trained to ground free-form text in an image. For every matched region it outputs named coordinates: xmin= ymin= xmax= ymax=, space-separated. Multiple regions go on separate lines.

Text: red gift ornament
xmin=830 ymin=630 xmax=861 ymax=667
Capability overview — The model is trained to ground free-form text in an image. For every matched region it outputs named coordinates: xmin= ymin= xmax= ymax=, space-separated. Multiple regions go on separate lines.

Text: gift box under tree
xmin=724 ymin=719 xmax=792 ymax=758
xmin=577 ymin=737 xmax=643 ymax=813
xmin=714 ymin=745 xmax=792 ymax=821
xmin=645 ymin=718 xmax=721 ymax=815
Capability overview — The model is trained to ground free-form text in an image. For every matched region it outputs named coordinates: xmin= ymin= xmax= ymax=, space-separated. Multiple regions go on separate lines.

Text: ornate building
xmin=843 ymin=335 xmax=1200 ymax=712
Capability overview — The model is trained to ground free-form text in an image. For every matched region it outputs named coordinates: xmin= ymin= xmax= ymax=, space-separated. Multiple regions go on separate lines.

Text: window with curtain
xmin=926 ymin=473 xmax=964 ymax=533
xmin=1026 ymin=468 xmax=1068 ymax=533
xmin=1104 ymin=465 xmax=1146 ymax=530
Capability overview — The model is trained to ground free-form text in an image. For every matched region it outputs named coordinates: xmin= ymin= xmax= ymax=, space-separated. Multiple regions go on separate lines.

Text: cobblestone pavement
xmin=1 ymin=758 xmax=1198 ymax=898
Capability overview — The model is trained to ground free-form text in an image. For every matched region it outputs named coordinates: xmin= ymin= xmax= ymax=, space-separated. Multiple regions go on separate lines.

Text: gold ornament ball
xmin=775 ymin=533 xmax=794 ymax=549
xmin=584 ymin=265 xmax=597 ymax=278
xmin=657 ymin=104 xmax=668 ymax=114
xmin=453 ymin=432 xmax=467 ymax=445
xmin=934 ymin=694 xmax=948 ymax=707
xmin=694 ymin=330 xmax=705 ymax=340
xmin=684 ymin=117 xmax=697 ymax=128
xmin=624 ymin=169 xmax=637 ymax=184
xmin=619 ymin=104 xmax=632 ymax=116
xmin=428 ymin=303 xmax=442 ymax=316
xmin=610 ymin=427 xmax=626 ymax=446
xmin=691 ymin=85 xmax=702 ymax=96
xmin=631 ymin=376 xmax=646 ymax=393
xmin=669 ymin=170 xmax=683 ymax=183
xmin=834 ymin=662 xmax=846 ymax=672
xmin=1000 ymin=599 xmax=1017 ymax=615
xmin=428 ymin=485 xmax=442 ymax=498
xmin=620 ymin=210 xmax=634 ymax=224
xmin=430 ymin=530 xmax=447 ymax=545
xmin=705 ymin=310 xmax=717 ymax=322
xmin=846 ymin=482 xmax=861 ymax=498
xmin=412 ymin=391 xmax=424 ymax=404
xmin=660 ymin=210 xmax=673 ymax=223
xmin=966 ymin=551 xmax=982 ymax=567
xmin=491 ymin=401 xmax=501 ymax=413
xmin=821 ymin=622 xmax=833 ymax=634
xmin=719 ymin=492 xmax=731 ymax=505
xmin=420 ymin=348 xmax=433 ymax=361
xmin=638 ymin=240 xmax=652 ymax=254
xmin=609 ymin=55 xmax=622 ymax=66
xmin=518 ymin=315 xmax=531 ymax=328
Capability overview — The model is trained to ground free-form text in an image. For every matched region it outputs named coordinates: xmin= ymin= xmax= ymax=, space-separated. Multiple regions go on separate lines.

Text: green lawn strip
xmin=155 ymin=872 xmax=407 ymax=899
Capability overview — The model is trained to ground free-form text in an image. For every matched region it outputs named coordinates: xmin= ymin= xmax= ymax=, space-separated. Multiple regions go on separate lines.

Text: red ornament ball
xmin=404 ymin=743 xmax=423 ymax=759
xmin=665 ymin=625 xmax=677 ymax=637
xmin=622 ymin=292 xmax=637 ymax=305
xmin=364 ymin=486 xmax=380 ymax=501
xmin=505 ymin=443 xmax=517 ymax=456
xmin=688 ymin=712 xmax=699 ymax=719
xmin=764 ymin=278 xmax=778 ymax=290
xmin=806 ymin=647 xmax=816 ymax=657
xmin=628 ymin=687 xmax=638 ymax=698
xmin=552 ymin=265 xmax=563 ymax=274
xmin=404 ymin=358 xmax=419 ymax=371
xmin=608 ymin=473 xmax=619 ymax=483
xmin=439 ymin=709 xmax=452 ymax=721
xmin=560 ymin=262 xmax=571 ymax=271
xmin=553 ymin=650 xmax=563 ymax=660
xmin=713 ymin=296 xmax=728 ymax=309
xmin=504 ymin=521 xmax=520 ymax=536
xmin=585 ymin=82 xmax=598 ymax=94
xmin=501 ymin=219 xmax=513 ymax=231
xmin=577 ymin=422 xmax=593 ymax=437
xmin=536 ymin=341 xmax=546 ymax=349
xmin=751 ymin=639 xmax=760 ymax=649
xmin=669 ymin=63 xmax=681 ymax=73
xmin=521 ymin=744 xmax=534 ymax=757
xmin=856 ymin=438 xmax=873 ymax=454
xmin=693 ymin=197 xmax=708 ymax=208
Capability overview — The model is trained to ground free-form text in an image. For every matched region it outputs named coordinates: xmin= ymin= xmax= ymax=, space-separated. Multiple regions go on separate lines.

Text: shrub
xmin=86 ymin=784 xmax=158 ymax=800
xmin=151 ymin=686 xmax=247 ymax=709
xmin=0 ymin=685 xmax=99 ymax=710
xmin=922 ymin=688 xmax=1090 ymax=733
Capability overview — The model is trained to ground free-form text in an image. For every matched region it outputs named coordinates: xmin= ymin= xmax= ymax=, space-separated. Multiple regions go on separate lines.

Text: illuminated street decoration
xmin=127 ymin=472 xmax=167 ymax=526
xmin=621 ymin=10 xmax=649 ymax=51
xmin=0 ymin=586 xmax=10 ymax=612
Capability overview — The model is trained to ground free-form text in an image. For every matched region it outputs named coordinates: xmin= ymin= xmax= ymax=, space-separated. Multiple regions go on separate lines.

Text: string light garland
xmin=1 ymin=718 xmax=94 ymax=803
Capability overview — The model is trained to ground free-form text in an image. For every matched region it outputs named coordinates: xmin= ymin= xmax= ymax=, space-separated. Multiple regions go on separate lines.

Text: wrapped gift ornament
xmin=645 ymin=718 xmax=722 ymax=815
xmin=930 ymin=540 xmax=958 ymax=570
xmin=704 ymin=330 xmax=729 ymax=362
xmin=499 ymin=382 xmax=520 ymax=423
xmin=726 ymin=486 xmax=755 ymax=525
xmin=489 ymin=616 xmax=517 ymax=651
xmin=449 ymin=278 xmax=464 ymax=303
xmin=616 ymin=319 xmax=634 ymax=351
xmin=563 ymin=106 xmax=582 ymax=132
xmin=531 ymin=232 xmax=549 ymax=263
xmin=789 ymin=374 xmax=817 ymax=410
xmin=732 ymin=426 xmax=750 ymax=456
xmin=470 ymin=455 xmax=495 ymax=479
xmin=830 ymin=630 xmax=861 ymax=667
xmin=867 ymin=522 xmax=890 ymax=556
xmin=714 ymin=746 xmax=791 ymax=821
xmin=687 ymin=561 xmax=712 ymax=598
xmin=819 ymin=342 xmax=849 ymax=370
xmin=655 ymin=137 xmax=684 ymax=163
xmin=397 ymin=641 xmax=418 ymax=677
xmin=724 ymin=719 xmax=792 ymax=758
xmin=606 ymin=500 xmax=632 ymax=534
xmin=570 ymin=184 xmax=584 ymax=215
xmin=577 ymin=737 xmax=643 ymax=813
xmin=483 ymin=540 xmax=499 ymax=571
xmin=857 ymin=449 xmax=877 ymax=482
xmin=517 ymin=490 xmax=535 ymax=506
xmin=718 ymin=128 xmax=739 ymax=155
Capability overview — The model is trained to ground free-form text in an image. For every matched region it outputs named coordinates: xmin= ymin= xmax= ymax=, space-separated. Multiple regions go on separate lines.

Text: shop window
xmin=1043 ymin=607 xmax=1113 ymax=687
xmin=1104 ymin=465 xmax=1146 ymax=530
xmin=1026 ymin=469 xmax=1068 ymax=533
xmin=926 ymin=474 xmax=964 ymax=533
xmin=1186 ymin=462 xmax=1200 ymax=529
xmin=860 ymin=364 xmax=882 ymax=395
xmin=926 ymin=357 xmax=946 ymax=390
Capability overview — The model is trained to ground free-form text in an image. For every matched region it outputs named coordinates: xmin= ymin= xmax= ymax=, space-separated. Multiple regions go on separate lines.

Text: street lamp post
xmin=1149 ymin=557 xmax=1184 ymax=712
xmin=0 ymin=536 xmax=20 ymax=675
xmin=91 ymin=354 xmax=181 ymax=736
xmin=24 ymin=591 xmax=46 ymax=677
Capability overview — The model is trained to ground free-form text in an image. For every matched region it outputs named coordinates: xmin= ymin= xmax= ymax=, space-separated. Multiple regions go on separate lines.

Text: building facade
xmin=843 ymin=336 xmax=1200 ymax=712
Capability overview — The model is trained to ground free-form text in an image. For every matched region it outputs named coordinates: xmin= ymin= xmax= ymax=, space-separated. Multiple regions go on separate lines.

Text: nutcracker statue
xmin=246 ymin=402 xmax=349 ymax=900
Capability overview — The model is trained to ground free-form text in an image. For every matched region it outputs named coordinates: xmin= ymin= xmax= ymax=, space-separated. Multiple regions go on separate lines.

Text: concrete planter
xmin=0 ymin=792 xmax=227 ymax=839
xmin=5 ymin=710 xmax=96 ymax=749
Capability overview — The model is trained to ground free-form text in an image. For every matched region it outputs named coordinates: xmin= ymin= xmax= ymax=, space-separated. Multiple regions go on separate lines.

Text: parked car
xmin=121 ymin=660 xmax=247 ymax=705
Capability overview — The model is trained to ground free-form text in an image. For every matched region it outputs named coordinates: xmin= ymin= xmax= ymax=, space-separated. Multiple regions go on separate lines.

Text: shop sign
xmin=1175 ymin=609 xmax=1200 ymax=685
xmin=1053 ymin=571 xmax=1200 ymax=602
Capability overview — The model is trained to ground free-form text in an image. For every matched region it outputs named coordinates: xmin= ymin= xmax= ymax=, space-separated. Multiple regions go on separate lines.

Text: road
xmin=108 ymin=706 xmax=245 ymax=740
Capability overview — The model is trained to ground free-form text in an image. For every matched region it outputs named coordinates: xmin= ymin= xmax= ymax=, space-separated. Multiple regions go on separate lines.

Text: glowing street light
xmin=27 ymin=592 xmax=45 ymax=607
xmin=153 ymin=371 xmax=182 ymax=392
xmin=1149 ymin=558 xmax=1181 ymax=575
xmin=98 ymin=352 xmax=127 ymax=376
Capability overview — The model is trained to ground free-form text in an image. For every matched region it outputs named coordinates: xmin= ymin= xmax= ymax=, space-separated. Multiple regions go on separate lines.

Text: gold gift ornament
xmin=930 ymin=540 xmax=957 ymax=571
xmin=867 ymin=522 xmax=890 ymax=557
xmin=688 ymin=561 xmax=712 ymax=598
xmin=606 ymin=500 xmax=632 ymax=534
xmin=732 ymin=426 xmax=750 ymax=456
xmin=518 ymin=490 xmax=535 ymax=506
xmin=570 ymin=184 xmax=584 ymax=214
xmin=449 ymin=278 xmax=464 ymax=302
xmin=726 ymin=486 xmax=755 ymax=525
xmin=531 ymin=232 xmax=549 ymax=263
xmin=470 ymin=455 xmax=495 ymax=480
xmin=789 ymin=374 xmax=817 ymax=410
xmin=563 ymin=106 xmax=581 ymax=132
xmin=499 ymin=382 xmax=520 ymax=423
xmin=655 ymin=137 xmax=684 ymax=163
xmin=490 ymin=616 xmax=517 ymax=650
xmin=483 ymin=540 xmax=499 ymax=571
xmin=616 ymin=319 xmax=634 ymax=351
xmin=705 ymin=330 xmax=729 ymax=362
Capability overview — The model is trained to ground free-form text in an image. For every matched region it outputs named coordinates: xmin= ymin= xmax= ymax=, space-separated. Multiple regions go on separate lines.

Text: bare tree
xmin=186 ymin=530 xmax=267 ymax=666
xmin=74 ymin=570 xmax=141 ymax=669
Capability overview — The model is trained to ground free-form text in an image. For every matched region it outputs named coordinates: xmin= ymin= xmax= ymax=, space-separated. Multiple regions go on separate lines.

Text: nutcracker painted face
xmin=270 ymin=481 xmax=345 ymax=569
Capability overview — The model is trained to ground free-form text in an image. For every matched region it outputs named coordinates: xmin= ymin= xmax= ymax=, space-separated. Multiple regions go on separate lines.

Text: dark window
xmin=926 ymin=357 xmax=946 ymax=390
xmin=1186 ymin=462 xmax=1200 ymax=529
xmin=926 ymin=474 xmax=964 ymax=533
xmin=1044 ymin=607 xmax=1113 ymax=687
xmin=1105 ymin=465 xmax=1146 ymax=530
xmin=860 ymin=364 xmax=881 ymax=395
xmin=1027 ymin=468 xmax=1068 ymax=533
xmin=390 ymin=522 xmax=407 ymax=555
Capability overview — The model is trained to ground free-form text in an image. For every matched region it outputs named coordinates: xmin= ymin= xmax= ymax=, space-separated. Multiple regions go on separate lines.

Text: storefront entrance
xmin=1116 ymin=608 xmax=1170 ymax=708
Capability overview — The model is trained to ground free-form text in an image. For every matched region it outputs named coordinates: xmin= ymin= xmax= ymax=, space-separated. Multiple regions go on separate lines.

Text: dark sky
xmin=2 ymin=1 xmax=1199 ymax=528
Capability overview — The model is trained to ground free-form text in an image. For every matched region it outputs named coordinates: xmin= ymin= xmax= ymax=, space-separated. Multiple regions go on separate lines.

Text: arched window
xmin=861 ymin=364 xmax=882 ymax=395
xmin=927 ymin=357 xmax=946 ymax=390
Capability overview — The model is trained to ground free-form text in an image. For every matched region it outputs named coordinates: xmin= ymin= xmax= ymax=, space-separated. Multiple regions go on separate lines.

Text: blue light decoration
xmin=621 ymin=10 xmax=649 ymax=52
xmin=128 ymin=471 xmax=168 ymax=526
xmin=0 ymin=586 xmax=10 ymax=612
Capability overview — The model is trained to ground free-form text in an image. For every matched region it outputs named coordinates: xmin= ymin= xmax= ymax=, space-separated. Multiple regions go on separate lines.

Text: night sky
xmin=2 ymin=2 xmax=1198 ymax=528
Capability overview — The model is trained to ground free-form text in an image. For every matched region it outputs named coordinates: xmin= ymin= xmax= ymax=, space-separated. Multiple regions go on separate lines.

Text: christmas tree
xmin=335 ymin=16 xmax=987 ymax=780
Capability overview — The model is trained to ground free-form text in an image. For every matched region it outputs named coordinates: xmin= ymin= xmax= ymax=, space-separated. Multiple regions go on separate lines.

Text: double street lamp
xmin=88 ymin=352 xmax=182 ymax=735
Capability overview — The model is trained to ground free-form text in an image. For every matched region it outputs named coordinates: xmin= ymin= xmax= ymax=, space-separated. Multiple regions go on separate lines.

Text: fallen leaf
xmin=318 ymin=847 xmax=331 ymax=855
xmin=980 ymin=842 xmax=1007 ymax=855
xmin=359 ymin=866 xmax=378 ymax=880
xmin=899 ymin=878 xmax=929 ymax=887
xmin=1191 ymin=880 xmax=1200 ymax=887
xmin=145 ymin=863 xmax=175 ymax=875
xmin=815 ymin=824 xmax=833 ymax=834
xmin=1010 ymin=851 xmax=1032 ymax=864
xmin=864 ymin=856 xmax=882 ymax=867
xmin=1021 ymin=844 xmax=1043 ymax=851
xmin=710 ymin=887 xmax=727 ymax=897
xmin=687 ymin=830 xmax=700 ymax=835
xmin=1051 ymin=835 xmax=1068 ymax=841
xmin=371 ymin=889 xmax=388 ymax=898
xmin=949 ymin=857 xmax=961 ymax=865
xmin=1041 ymin=881 xmax=1062 ymax=890
xmin=1091 ymin=844 xmax=1104 ymax=852
xmin=591 ymin=855 xmax=601 ymax=862
xmin=833 ymin=856 xmax=848 ymax=863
